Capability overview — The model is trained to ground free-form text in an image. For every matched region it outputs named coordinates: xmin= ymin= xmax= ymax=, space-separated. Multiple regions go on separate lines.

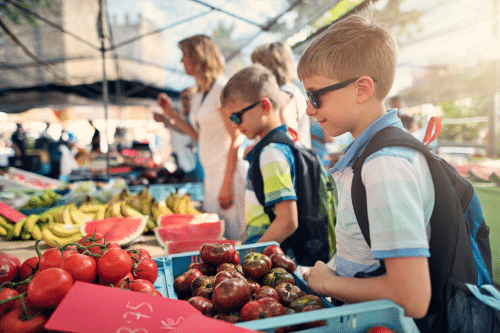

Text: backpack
xmin=250 ymin=129 xmax=337 ymax=266
xmin=351 ymin=126 xmax=500 ymax=333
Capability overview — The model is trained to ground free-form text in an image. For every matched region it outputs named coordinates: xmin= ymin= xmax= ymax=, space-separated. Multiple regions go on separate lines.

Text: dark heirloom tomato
xmin=0 ymin=252 xmax=21 ymax=284
xmin=199 ymin=242 xmax=236 ymax=265
xmin=263 ymin=245 xmax=284 ymax=258
xmin=270 ymin=253 xmax=297 ymax=273
xmin=300 ymin=304 xmax=327 ymax=329
xmin=216 ymin=262 xmax=237 ymax=274
xmin=241 ymin=252 xmax=272 ymax=279
xmin=191 ymin=275 xmax=214 ymax=299
xmin=188 ymin=296 xmax=216 ymax=317
xmin=240 ymin=297 xmax=285 ymax=321
xmin=174 ymin=268 xmax=203 ymax=296
xmin=262 ymin=267 xmax=295 ymax=287
xmin=212 ymin=270 xmax=246 ymax=289
xmin=254 ymin=285 xmax=279 ymax=301
xmin=232 ymin=251 xmax=240 ymax=265
xmin=214 ymin=313 xmax=243 ymax=323
xmin=247 ymin=278 xmax=261 ymax=295
xmin=188 ymin=262 xmax=216 ymax=276
xmin=275 ymin=282 xmax=306 ymax=306
xmin=289 ymin=294 xmax=323 ymax=313
xmin=212 ymin=278 xmax=251 ymax=312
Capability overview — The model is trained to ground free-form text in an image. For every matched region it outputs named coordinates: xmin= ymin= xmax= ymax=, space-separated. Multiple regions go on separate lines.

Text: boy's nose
xmin=305 ymin=103 xmax=317 ymax=116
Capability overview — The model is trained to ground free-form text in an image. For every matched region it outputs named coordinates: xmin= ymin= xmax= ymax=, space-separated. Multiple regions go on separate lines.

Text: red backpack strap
xmin=423 ymin=116 xmax=441 ymax=147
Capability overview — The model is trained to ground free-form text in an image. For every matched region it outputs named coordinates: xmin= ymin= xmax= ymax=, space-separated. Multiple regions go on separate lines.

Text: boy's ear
xmin=261 ymin=98 xmax=272 ymax=114
xmin=355 ymin=76 xmax=375 ymax=103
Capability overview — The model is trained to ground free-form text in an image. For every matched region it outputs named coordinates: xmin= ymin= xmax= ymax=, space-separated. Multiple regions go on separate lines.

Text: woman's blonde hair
xmin=251 ymin=41 xmax=296 ymax=87
xmin=297 ymin=13 xmax=398 ymax=100
xmin=178 ymin=34 xmax=225 ymax=93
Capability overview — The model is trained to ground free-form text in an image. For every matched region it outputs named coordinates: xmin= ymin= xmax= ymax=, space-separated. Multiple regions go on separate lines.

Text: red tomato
xmin=78 ymin=232 xmax=107 ymax=256
xmin=110 ymin=272 xmax=134 ymax=289
xmin=270 ymin=253 xmax=297 ymax=273
xmin=0 ymin=252 xmax=21 ymax=284
xmin=128 ymin=248 xmax=152 ymax=262
xmin=188 ymin=262 xmax=216 ymax=276
xmin=130 ymin=279 xmax=156 ymax=293
xmin=199 ymin=243 xmax=236 ymax=265
xmin=0 ymin=288 xmax=19 ymax=315
xmin=60 ymin=253 xmax=97 ymax=283
xmin=38 ymin=248 xmax=77 ymax=271
xmin=188 ymin=296 xmax=215 ymax=317
xmin=365 ymin=326 xmax=395 ymax=333
xmin=0 ymin=307 xmax=47 ymax=333
xmin=262 ymin=245 xmax=284 ymax=258
xmin=241 ymin=252 xmax=272 ymax=280
xmin=174 ymin=269 xmax=203 ymax=296
xmin=97 ymin=248 xmax=133 ymax=283
xmin=254 ymin=285 xmax=279 ymax=302
xmin=275 ymin=282 xmax=305 ymax=306
xmin=27 ymin=267 xmax=73 ymax=309
xmin=132 ymin=259 xmax=158 ymax=284
xmin=240 ymin=297 xmax=285 ymax=321
xmin=212 ymin=278 xmax=251 ymax=313
xmin=19 ymin=256 xmax=39 ymax=280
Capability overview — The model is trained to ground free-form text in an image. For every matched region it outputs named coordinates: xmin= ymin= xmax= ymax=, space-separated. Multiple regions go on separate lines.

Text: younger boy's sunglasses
xmin=306 ymin=77 xmax=359 ymax=109
xmin=229 ymin=100 xmax=260 ymax=125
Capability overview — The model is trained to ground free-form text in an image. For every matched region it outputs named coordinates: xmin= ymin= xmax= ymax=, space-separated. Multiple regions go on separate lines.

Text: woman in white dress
xmin=156 ymin=35 xmax=247 ymax=241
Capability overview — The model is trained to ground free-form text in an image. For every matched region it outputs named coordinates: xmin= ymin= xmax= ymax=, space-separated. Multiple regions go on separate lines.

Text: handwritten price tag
xmin=44 ymin=282 xmax=257 ymax=333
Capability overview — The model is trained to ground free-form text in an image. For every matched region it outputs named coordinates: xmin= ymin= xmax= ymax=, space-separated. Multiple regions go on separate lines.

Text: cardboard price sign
xmin=0 ymin=201 xmax=26 ymax=223
xmin=45 ymin=282 xmax=258 ymax=333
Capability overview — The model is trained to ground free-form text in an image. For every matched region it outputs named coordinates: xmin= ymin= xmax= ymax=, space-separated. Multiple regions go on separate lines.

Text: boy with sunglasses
xmin=299 ymin=13 xmax=434 ymax=322
xmin=221 ymin=64 xmax=300 ymax=247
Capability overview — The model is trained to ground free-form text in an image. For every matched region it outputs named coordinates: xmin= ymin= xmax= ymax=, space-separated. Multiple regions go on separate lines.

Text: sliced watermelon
xmin=154 ymin=220 xmax=225 ymax=245
xmin=157 ymin=213 xmax=219 ymax=228
xmin=164 ymin=239 xmax=241 ymax=254
xmin=81 ymin=216 xmax=147 ymax=246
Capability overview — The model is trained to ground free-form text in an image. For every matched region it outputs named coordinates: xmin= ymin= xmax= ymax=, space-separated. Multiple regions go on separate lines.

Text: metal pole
xmin=98 ymin=0 xmax=110 ymax=178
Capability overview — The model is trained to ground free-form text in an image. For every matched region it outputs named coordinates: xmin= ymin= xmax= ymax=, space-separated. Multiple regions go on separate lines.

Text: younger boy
xmin=220 ymin=64 xmax=299 ymax=246
xmin=298 ymin=14 xmax=433 ymax=320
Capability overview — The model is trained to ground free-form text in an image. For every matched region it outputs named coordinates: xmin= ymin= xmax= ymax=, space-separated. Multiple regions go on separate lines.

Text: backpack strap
xmin=351 ymin=126 xmax=477 ymax=315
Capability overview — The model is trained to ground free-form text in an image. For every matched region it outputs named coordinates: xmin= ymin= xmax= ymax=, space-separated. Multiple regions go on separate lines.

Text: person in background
xmin=251 ymin=41 xmax=311 ymax=148
xmin=10 ymin=123 xmax=27 ymax=158
xmin=299 ymin=13 xmax=433 ymax=320
xmin=155 ymin=34 xmax=248 ymax=241
xmin=389 ymin=95 xmax=406 ymax=118
xmin=89 ymin=120 xmax=101 ymax=153
xmin=310 ymin=117 xmax=334 ymax=168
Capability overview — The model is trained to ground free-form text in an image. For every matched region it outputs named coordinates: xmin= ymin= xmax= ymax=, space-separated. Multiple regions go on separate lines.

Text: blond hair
xmin=221 ymin=64 xmax=281 ymax=111
xmin=178 ymin=35 xmax=225 ymax=93
xmin=251 ymin=41 xmax=296 ymax=87
xmin=297 ymin=13 xmax=398 ymax=100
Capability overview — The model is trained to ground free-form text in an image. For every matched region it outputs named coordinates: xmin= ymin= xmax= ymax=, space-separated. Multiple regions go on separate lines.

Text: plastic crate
xmin=153 ymin=242 xmax=421 ymax=332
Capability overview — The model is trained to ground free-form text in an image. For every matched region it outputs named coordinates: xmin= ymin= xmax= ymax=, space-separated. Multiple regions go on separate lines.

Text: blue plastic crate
xmin=153 ymin=242 xmax=421 ymax=332
xmin=130 ymin=182 xmax=204 ymax=203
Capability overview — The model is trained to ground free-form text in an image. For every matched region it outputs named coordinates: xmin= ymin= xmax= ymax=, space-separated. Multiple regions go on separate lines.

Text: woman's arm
xmin=304 ymin=256 xmax=431 ymax=318
xmin=218 ymin=105 xmax=245 ymax=209
xmin=157 ymin=93 xmax=199 ymax=141
xmin=256 ymin=200 xmax=298 ymax=244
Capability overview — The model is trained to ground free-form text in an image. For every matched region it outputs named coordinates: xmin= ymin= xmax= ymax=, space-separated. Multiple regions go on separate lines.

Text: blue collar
xmin=332 ymin=109 xmax=403 ymax=172
xmin=245 ymin=124 xmax=288 ymax=162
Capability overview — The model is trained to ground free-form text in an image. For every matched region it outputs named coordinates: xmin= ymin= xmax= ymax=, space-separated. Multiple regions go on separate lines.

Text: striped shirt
xmin=331 ymin=110 xmax=434 ymax=277
xmin=244 ymin=125 xmax=297 ymax=243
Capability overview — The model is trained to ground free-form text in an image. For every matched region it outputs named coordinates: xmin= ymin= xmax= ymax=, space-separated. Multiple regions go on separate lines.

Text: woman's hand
xmin=157 ymin=93 xmax=176 ymax=118
xmin=218 ymin=182 xmax=234 ymax=210
xmin=303 ymin=261 xmax=337 ymax=296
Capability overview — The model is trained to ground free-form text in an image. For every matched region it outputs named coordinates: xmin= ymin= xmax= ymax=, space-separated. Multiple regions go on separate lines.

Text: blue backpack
xmin=351 ymin=126 xmax=500 ymax=333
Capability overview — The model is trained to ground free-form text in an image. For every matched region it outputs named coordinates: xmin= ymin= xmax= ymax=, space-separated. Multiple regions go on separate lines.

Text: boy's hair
xmin=251 ymin=41 xmax=296 ymax=87
xmin=178 ymin=34 xmax=225 ymax=93
xmin=297 ymin=13 xmax=398 ymax=100
xmin=221 ymin=64 xmax=281 ymax=111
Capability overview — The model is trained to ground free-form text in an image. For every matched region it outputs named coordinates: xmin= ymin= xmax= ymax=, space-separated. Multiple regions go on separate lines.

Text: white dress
xmin=281 ymin=83 xmax=311 ymax=149
xmin=189 ymin=77 xmax=248 ymax=241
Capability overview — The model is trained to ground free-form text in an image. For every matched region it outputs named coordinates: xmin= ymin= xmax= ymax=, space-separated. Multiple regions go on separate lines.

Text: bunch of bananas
xmin=21 ymin=189 xmax=62 ymax=209
xmin=165 ymin=193 xmax=202 ymax=215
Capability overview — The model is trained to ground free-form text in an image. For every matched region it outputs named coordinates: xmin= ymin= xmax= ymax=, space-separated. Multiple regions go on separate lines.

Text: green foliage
xmin=0 ymin=0 xmax=56 ymax=26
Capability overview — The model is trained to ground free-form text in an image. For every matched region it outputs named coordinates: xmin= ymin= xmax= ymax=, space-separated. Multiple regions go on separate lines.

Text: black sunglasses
xmin=229 ymin=100 xmax=260 ymax=125
xmin=306 ymin=77 xmax=359 ymax=109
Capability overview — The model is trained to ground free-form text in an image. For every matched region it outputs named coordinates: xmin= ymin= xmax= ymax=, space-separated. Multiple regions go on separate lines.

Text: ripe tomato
xmin=188 ymin=262 xmax=215 ymax=276
xmin=60 ymin=253 xmax=97 ymax=283
xmin=262 ymin=267 xmax=295 ymax=287
xmin=0 ymin=307 xmax=47 ymax=333
xmin=263 ymin=245 xmax=284 ymax=258
xmin=27 ymin=267 xmax=73 ymax=309
xmin=270 ymin=253 xmax=296 ymax=273
xmin=97 ymin=248 xmax=133 ymax=283
xmin=128 ymin=248 xmax=152 ymax=262
xmin=191 ymin=275 xmax=214 ymax=299
xmin=132 ymin=258 xmax=158 ymax=284
xmin=365 ymin=326 xmax=395 ymax=333
xmin=78 ymin=232 xmax=107 ymax=255
xmin=0 ymin=288 xmax=19 ymax=315
xmin=0 ymin=252 xmax=21 ymax=284
xmin=241 ymin=252 xmax=272 ymax=280
xmin=213 ymin=313 xmax=243 ymax=323
xmin=212 ymin=278 xmax=251 ymax=313
xmin=199 ymin=242 xmax=236 ymax=265
xmin=275 ymin=282 xmax=305 ymax=306
xmin=240 ymin=297 xmax=285 ymax=321
xmin=289 ymin=294 xmax=323 ymax=313
xmin=130 ymin=279 xmax=156 ymax=293
xmin=188 ymin=296 xmax=215 ymax=317
xmin=38 ymin=248 xmax=77 ymax=271
xmin=19 ymin=256 xmax=39 ymax=280
xmin=110 ymin=272 xmax=134 ymax=289
xmin=254 ymin=286 xmax=279 ymax=302
xmin=174 ymin=268 xmax=203 ymax=296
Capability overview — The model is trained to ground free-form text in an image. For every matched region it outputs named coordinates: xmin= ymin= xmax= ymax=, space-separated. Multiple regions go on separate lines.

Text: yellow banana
xmin=165 ymin=194 xmax=175 ymax=210
xmin=0 ymin=216 xmax=14 ymax=231
xmin=70 ymin=208 xmax=90 ymax=225
xmin=0 ymin=225 xmax=7 ymax=236
xmin=24 ymin=214 xmax=40 ymax=233
xmin=79 ymin=203 xmax=106 ymax=214
xmin=95 ymin=205 xmax=106 ymax=220
xmin=178 ymin=195 xmax=191 ymax=214
xmin=186 ymin=203 xmax=201 ymax=215
xmin=49 ymin=223 xmax=82 ymax=238
xmin=41 ymin=225 xmax=82 ymax=248
xmin=13 ymin=217 xmax=27 ymax=237
xmin=21 ymin=230 xmax=31 ymax=240
xmin=62 ymin=205 xmax=73 ymax=225
xmin=32 ymin=224 xmax=43 ymax=240
xmin=121 ymin=202 xmax=144 ymax=218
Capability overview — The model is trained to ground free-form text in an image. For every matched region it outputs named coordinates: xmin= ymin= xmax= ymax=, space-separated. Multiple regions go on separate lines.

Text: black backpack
xmin=351 ymin=126 xmax=500 ymax=333
xmin=250 ymin=129 xmax=337 ymax=266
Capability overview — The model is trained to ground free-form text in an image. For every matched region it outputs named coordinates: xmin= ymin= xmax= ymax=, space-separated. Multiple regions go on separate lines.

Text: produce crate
xmin=0 ymin=167 xmax=63 ymax=191
xmin=153 ymin=242 xmax=420 ymax=333
xmin=130 ymin=182 xmax=204 ymax=202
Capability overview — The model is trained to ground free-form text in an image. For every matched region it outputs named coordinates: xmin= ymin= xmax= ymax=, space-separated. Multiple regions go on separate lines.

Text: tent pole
xmin=98 ymin=0 xmax=110 ymax=179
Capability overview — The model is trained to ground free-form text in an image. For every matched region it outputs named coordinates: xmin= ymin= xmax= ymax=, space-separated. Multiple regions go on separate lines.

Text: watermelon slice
xmin=164 ymin=239 xmax=241 ymax=254
xmin=81 ymin=216 xmax=147 ymax=246
xmin=154 ymin=220 xmax=225 ymax=245
xmin=157 ymin=213 xmax=220 ymax=228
